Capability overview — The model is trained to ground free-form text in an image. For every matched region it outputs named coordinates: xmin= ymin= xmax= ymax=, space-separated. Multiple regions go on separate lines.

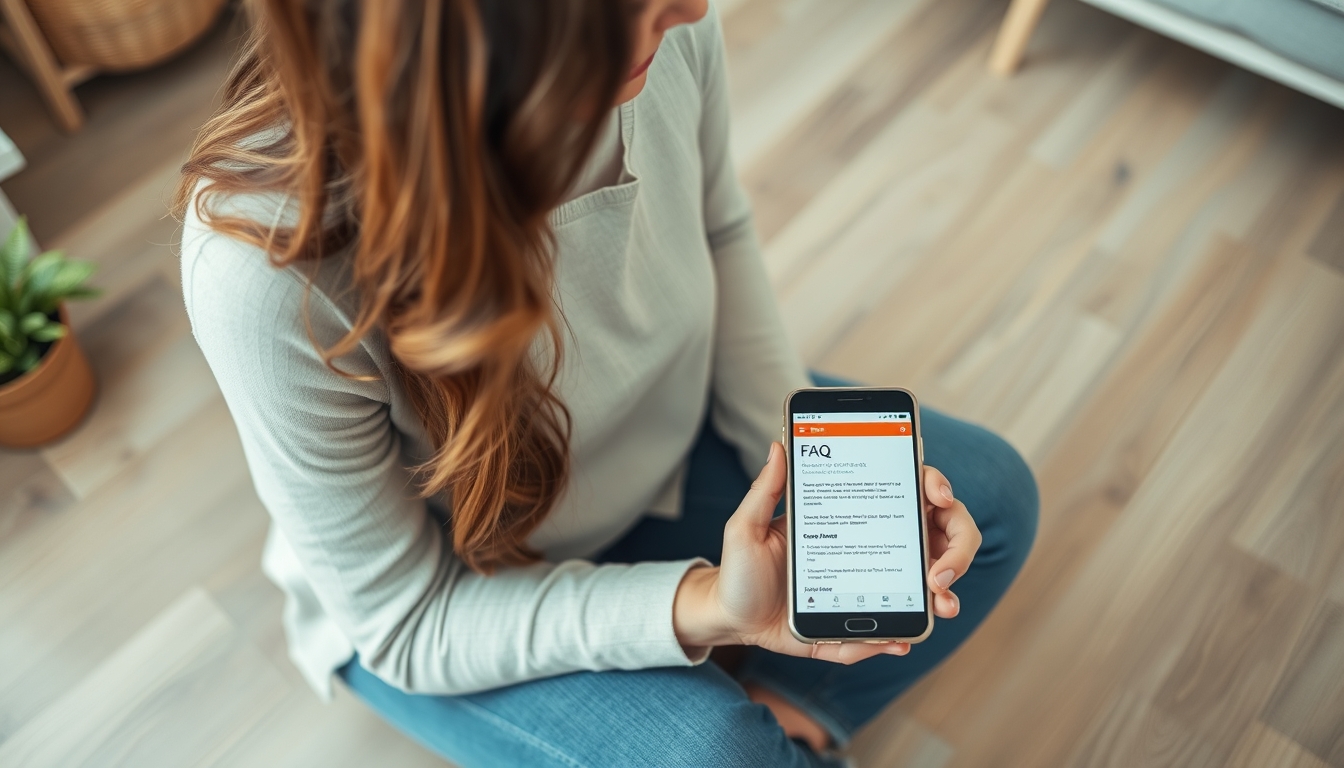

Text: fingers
xmin=768 ymin=631 xmax=911 ymax=665
xmin=927 ymin=500 xmax=981 ymax=594
xmin=927 ymin=526 xmax=950 ymax=561
xmin=728 ymin=442 xmax=786 ymax=535
xmin=767 ymin=633 xmax=913 ymax=665
xmin=809 ymin=641 xmax=910 ymax=664
xmin=923 ymin=465 xmax=955 ymax=509
xmin=933 ymin=589 xmax=959 ymax=619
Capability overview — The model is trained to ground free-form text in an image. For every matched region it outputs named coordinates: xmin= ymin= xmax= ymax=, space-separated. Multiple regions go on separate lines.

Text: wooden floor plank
xmin=1228 ymin=721 xmax=1331 ymax=768
xmin=1231 ymin=351 xmax=1344 ymax=590
xmin=1028 ymin=31 xmax=1164 ymax=170
xmin=1262 ymin=601 xmax=1344 ymax=766
xmin=947 ymin=252 xmax=1344 ymax=767
xmin=1151 ymin=548 xmax=1319 ymax=765
xmin=1306 ymin=185 xmax=1344 ymax=274
xmin=39 ymin=275 xmax=220 ymax=499
xmin=47 ymin=154 xmax=190 ymax=328
xmin=820 ymin=44 xmax=1231 ymax=430
xmin=0 ymin=452 xmax=74 ymax=546
xmin=848 ymin=709 xmax=953 ymax=768
xmin=725 ymin=0 xmax=927 ymax=171
xmin=893 ymin=230 xmax=1288 ymax=738
xmin=775 ymin=102 xmax=1018 ymax=360
xmin=1064 ymin=689 xmax=1220 ymax=768
xmin=742 ymin=0 xmax=1009 ymax=240
xmin=0 ymin=588 xmax=290 ymax=768
xmin=0 ymin=399 xmax=257 ymax=731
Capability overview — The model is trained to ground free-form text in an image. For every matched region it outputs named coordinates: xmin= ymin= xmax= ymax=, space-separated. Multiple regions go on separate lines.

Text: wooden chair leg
xmin=0 ymin=0 xmax=84 ymax=132
xmin=989 ymin=0 xmax=1055 ymax=77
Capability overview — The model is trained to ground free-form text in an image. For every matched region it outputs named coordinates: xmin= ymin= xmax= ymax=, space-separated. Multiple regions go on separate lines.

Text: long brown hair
xmin=175 ymin=0 xmax=632 ymax=572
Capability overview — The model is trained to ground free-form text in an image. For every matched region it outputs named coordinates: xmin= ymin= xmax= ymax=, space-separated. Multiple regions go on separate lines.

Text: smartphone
xmin=784 ymin=387 xmax=933 ymax=644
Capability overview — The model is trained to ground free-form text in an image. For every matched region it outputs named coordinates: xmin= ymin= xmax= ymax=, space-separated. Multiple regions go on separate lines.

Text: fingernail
xmin=934 ymin=569 xmax=955 ymax=589
xmin=941 ymin=484 xmax=953 ymax=502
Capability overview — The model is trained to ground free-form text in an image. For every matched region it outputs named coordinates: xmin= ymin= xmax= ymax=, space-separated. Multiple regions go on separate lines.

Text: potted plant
xmin=0 ymin=217 xmax=98 ymax=448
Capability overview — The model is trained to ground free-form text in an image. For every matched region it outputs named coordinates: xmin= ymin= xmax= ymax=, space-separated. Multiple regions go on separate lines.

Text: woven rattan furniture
xmin=0 ymin=0 xmax=226 ymax=132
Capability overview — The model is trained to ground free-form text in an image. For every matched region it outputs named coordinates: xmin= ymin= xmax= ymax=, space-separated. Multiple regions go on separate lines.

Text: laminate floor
xmin=2 ymin=1 xmax=1342 ymax=766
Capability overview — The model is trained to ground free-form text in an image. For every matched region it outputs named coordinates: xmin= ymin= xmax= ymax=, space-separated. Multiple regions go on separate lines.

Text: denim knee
xmin=667 ymin=697 xmax=809 ymax=768
xmin=969 ymin=429 xmax=1040 ymax=572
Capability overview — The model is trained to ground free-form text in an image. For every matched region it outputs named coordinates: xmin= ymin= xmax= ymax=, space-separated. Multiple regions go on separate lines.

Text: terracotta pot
xmin=0 ymin=304 xmax=96 ymax=448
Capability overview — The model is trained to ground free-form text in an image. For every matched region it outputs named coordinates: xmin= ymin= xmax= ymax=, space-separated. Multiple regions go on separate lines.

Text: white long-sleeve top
xmin=181 ymin=7 xmax=810 ymax=699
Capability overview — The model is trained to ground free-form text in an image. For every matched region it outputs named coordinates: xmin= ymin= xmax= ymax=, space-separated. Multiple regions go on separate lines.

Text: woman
xmin=177 ymin=0 xmax=1038 ymax=765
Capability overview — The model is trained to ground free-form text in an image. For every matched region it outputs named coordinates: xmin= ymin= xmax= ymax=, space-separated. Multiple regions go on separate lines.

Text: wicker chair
xmin=0 ymin=0 xmax=227 ymax=132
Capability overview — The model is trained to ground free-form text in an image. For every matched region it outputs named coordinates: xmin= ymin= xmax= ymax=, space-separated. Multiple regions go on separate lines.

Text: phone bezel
xmin=785 ymin=387 xmax=934 ymax=644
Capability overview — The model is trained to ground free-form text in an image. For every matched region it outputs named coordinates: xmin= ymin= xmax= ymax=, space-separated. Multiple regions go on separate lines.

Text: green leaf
xmin=29 ymin=321 xmax=66 ymax=342
xmin=20 ymin=311 xmax=47 ymax=335
xmin=0 ymin=311 xmax=22 ymax=357
xmin=16 ymin=260 xmax=49 ymax=315
xmin=32 ymin=259 xmax=96 ymax=313
xmin=1 ymin=217 xmax=29 ymax=288
xmin=17 ymin=344 xmax=40 ymax=373
xmin=1 ymin=332 xmax=23 ymax=357
xmin=0 ymin=350 xmax=13 ymax=375
xmin=62 ymin=287 xmax=100 ymax=301
xmin=48 ymin=260 xmax=96 ymax=298
xmin=20 ymin=250 xmax=63 ymax=291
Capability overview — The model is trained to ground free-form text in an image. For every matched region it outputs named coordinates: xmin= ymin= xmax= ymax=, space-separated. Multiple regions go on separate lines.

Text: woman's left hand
xmin=673 ymin=442 xmax=981 ymax=663
xmin=920 ymin=463 xmax=981 ymax=621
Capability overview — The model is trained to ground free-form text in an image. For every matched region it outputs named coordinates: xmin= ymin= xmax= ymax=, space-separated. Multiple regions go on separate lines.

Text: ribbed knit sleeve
xmin=696 ymin=6 xmax=812 ymax=477
xmin=181 ymin=206 xmax=707 ymax=696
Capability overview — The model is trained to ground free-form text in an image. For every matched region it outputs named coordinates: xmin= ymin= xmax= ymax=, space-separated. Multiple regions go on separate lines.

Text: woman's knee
xmin=532 ymin=666 xmax=807 ymax=768
xmin=966 ymin=428 xmax=1039 ymax=570
xmin=665 ymin=696 xmax=804 ymax=768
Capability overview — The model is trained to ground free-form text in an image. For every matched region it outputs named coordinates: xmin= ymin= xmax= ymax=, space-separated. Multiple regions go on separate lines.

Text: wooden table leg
xmin=989 ymin=0 xmax=1055 ymax=77
xmin=0 ymin=0 xmax=84 ymax=132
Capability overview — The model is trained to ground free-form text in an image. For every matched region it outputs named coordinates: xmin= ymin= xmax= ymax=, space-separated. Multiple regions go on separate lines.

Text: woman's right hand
xmin=673 ymin=442 xmax=911 ymax=664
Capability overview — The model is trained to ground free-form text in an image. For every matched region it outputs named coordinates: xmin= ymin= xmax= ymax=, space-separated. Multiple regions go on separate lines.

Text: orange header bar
xmin=794 ymin=422 xmax=912 ymax=437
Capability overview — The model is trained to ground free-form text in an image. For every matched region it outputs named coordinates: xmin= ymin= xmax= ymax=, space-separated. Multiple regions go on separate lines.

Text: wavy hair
xmin=175 ymin=0 xmax=631 ymax=572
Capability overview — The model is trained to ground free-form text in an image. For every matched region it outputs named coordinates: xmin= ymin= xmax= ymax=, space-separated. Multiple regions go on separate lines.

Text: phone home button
xmin=844 ymin=618 xmax=878 ymax=633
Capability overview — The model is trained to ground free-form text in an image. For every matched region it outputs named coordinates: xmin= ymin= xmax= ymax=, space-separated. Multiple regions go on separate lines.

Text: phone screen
xmin=790 ymin=409 xmax=926 ymax=618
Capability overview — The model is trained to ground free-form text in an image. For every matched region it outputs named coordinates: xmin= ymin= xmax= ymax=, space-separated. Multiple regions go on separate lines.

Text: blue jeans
xmin=338 ymin=374 xmax=1038 ymax=767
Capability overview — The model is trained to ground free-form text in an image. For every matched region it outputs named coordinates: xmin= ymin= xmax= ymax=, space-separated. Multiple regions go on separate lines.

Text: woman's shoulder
xmin=181 ymin=186 xmax=304 ymax=304
xmin=183 ymin=183 xmax=359 ymax=318
xmin=663 ymin=0 xmax=727 ymax=88
xmin=180 ymin=184 xmax=384 ymax=386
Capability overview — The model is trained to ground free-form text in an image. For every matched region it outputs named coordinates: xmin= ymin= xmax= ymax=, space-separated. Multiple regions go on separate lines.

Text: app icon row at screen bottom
xmin=802 ymin=592 xmax=920 ymax=611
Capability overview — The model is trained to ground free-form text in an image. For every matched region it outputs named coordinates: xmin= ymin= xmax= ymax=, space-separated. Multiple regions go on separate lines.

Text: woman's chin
xmin=616 ymin=72 xmax=649 ymax=105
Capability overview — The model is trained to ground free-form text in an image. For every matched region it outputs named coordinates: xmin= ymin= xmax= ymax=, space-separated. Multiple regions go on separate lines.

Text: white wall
xmin=0 ymin=128 xmax=37 ymax=255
